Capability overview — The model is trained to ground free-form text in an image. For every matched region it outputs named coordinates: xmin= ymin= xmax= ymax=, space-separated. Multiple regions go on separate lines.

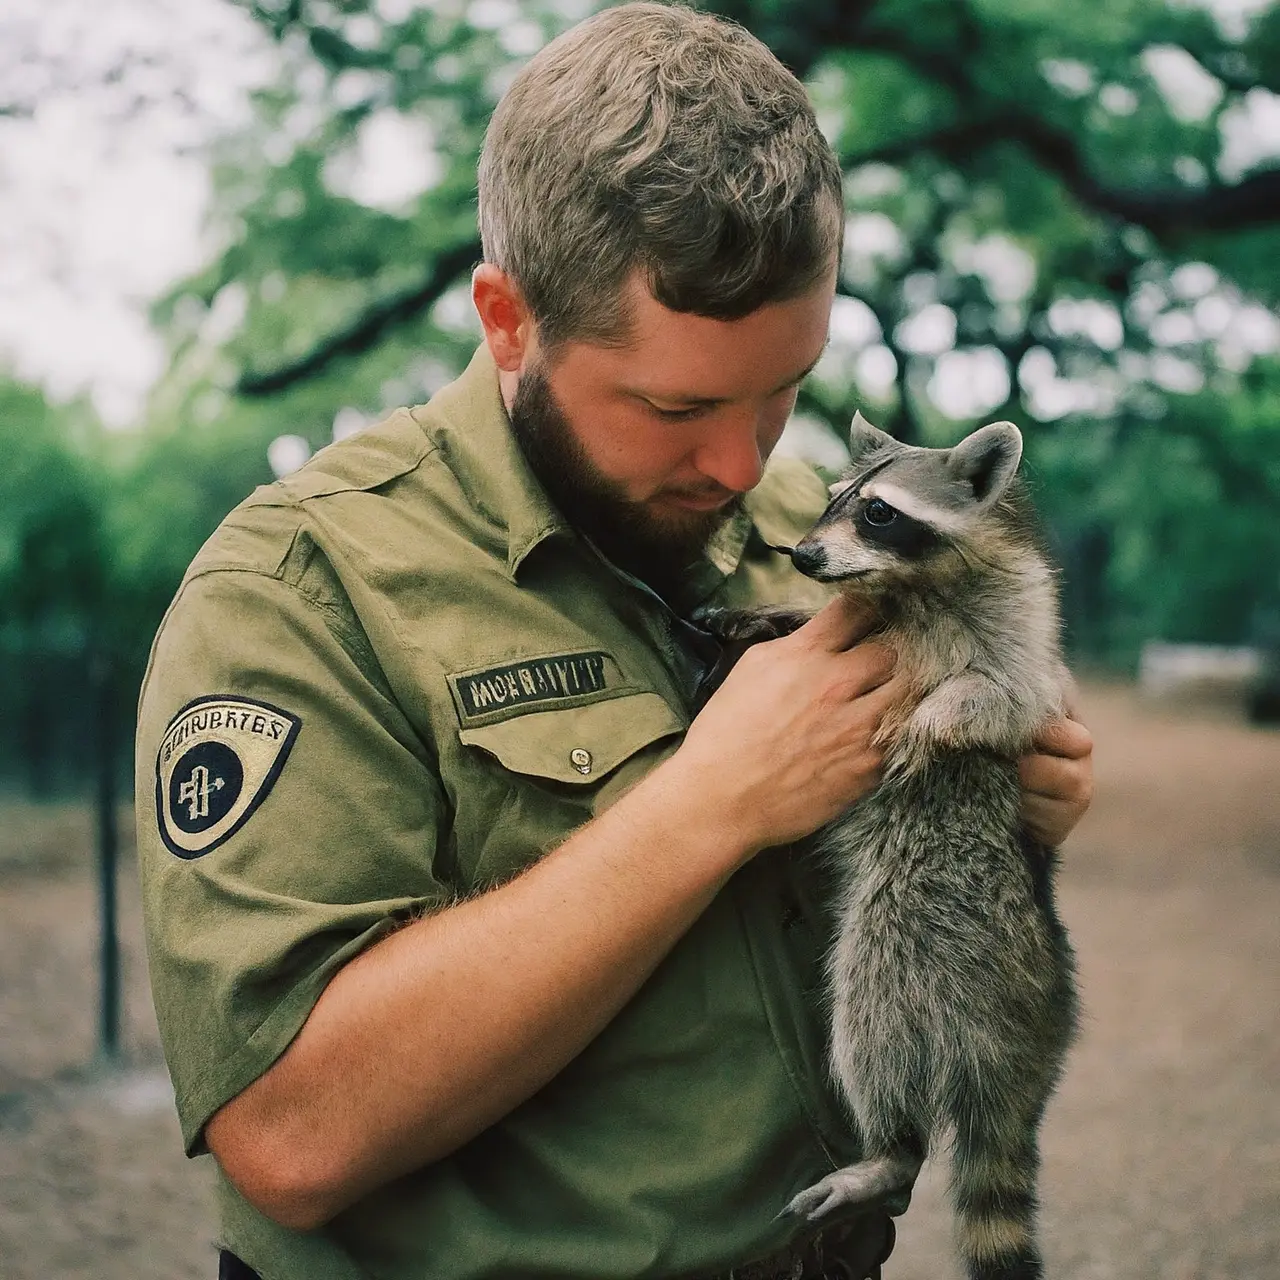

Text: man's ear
xmin=472 ymin=264 xmax=533 ymax=373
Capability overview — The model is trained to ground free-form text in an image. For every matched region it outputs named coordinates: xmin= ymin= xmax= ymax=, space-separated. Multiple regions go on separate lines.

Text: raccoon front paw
xmin=903 ymin=672 xmax=1025 ymax=758
xmin=695 ymin=606 xmax=809 ymax=645
xmin=883 ymin=719 xmax=936 ymax=777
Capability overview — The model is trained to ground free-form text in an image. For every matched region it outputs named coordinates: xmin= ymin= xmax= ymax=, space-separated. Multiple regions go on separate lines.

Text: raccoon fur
xmin=704 ymin=413 xmax=1079 ymax=1280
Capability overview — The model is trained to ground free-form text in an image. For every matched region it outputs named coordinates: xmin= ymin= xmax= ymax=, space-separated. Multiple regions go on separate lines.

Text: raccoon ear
xmin=848 ymin=411 xmax=897 ymax=465
xmin=946 ymin=422 xmax=1023 ymax=508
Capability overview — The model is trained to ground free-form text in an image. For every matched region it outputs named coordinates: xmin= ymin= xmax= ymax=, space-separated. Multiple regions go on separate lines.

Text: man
xmin=135 ymin=5 xmax=1093 ymax=1278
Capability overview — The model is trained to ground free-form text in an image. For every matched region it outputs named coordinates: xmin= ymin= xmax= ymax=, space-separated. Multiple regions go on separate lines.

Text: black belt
xmin=704 ymin=1212 xmax=895 ymax=1280
xmin=217 ymin=1215 xmax=893 ymax=1280
xmin=218 ymin=1253 xmax=261 ymax=1280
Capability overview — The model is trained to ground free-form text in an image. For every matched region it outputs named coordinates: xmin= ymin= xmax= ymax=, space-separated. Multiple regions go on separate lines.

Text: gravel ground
xmin=0 ymin=681 xmax=1276 ymax=1280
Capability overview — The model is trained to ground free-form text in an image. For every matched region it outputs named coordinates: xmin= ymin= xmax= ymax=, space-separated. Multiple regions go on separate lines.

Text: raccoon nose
xmin=791 ymin=542 xmax=827 ymax=578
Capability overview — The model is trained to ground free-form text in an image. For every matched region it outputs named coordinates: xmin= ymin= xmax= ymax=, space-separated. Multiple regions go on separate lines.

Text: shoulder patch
xmin=155 ymin=696 xmax=301 ymax=859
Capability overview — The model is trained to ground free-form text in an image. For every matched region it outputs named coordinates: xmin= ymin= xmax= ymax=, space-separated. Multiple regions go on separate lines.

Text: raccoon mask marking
xmin=793 ymin=490 xmax=944 ymax=576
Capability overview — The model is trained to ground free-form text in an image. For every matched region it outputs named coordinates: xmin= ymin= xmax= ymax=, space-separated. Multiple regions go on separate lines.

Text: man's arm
xmin=205 ymin=596 xmax=900 ymax=1230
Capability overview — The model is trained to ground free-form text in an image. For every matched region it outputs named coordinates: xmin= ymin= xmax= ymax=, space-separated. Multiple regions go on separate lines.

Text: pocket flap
xmin=458 ymin=692 xmax=685 ymax=784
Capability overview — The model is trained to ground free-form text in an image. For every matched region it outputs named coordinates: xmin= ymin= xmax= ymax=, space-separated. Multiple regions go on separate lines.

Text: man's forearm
xmin=205 ymin=756 xmax=754 ymax=1230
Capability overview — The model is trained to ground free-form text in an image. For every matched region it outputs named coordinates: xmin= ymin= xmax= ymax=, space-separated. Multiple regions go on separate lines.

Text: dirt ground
xmin=0 ymin=680 xmax=1277 ymax=1280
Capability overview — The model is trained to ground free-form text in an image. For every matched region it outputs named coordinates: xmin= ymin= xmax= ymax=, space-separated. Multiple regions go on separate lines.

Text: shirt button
xmin=570 ymin=747 xmax=593 ymax=775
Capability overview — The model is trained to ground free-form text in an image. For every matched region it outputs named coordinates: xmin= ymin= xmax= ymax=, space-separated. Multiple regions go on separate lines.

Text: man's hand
xmin=1018 ymin=712 xmax=1094 ymax=847
xmin=673 ymin=595 xmax=903 ymax=856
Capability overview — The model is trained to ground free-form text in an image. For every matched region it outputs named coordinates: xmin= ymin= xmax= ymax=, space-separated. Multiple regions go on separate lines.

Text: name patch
xmin=450 ymin=650 xmax=622 ymax=725
xmin=155 ymin=696 xmax=301 ymax=859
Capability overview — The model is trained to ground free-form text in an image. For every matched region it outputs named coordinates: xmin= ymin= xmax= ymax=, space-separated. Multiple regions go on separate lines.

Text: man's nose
xmin=692 ymin=412 xmax=770 ymax=494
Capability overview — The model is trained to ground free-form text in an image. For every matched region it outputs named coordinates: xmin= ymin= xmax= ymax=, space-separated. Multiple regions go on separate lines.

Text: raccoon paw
xmin=692 ymin=607 xmax=815 ymax=711
xmin=782 ymin=1155 xmax=918 ymax=1223
xmin=695 ymin=606 xmax=809 ymax=645
xmin=783 ymin=1169 xmax=881 ymax=1223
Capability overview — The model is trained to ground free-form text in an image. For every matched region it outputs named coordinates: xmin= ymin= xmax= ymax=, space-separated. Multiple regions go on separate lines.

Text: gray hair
xmin=477 ymin=2 xmax=843 ymax=348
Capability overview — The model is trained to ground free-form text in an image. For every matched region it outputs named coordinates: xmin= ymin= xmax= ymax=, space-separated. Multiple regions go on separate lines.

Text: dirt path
xmin=894 ymin=682 xmax=1280 ymax=1280
xmin=1 ymin=682 xmax=1277 ymax=1279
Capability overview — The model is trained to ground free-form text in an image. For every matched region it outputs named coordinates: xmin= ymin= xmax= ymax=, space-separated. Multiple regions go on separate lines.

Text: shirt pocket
xmin=455 ymin=691 xmax=686 ymax=889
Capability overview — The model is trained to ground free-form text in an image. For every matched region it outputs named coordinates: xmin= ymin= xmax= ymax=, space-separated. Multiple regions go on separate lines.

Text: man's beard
xmin=508 ymin=362 xmax=742 ymax=601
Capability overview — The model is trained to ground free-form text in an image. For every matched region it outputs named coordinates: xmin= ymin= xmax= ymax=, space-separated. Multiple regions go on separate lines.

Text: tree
xmin=0 ymin=380 xmax=111 ymax=791
xmin=145 ymin=0 xmax=1280 ymax=661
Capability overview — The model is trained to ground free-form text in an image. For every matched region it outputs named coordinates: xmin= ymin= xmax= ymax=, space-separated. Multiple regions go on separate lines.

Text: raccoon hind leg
xmin=783 ymin=1130 xmax=925 ymax=1224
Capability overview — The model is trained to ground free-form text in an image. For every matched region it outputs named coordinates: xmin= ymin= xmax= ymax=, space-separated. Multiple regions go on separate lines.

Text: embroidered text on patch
xmin=155 ymin=696 xmax=301 ymax=859
xmin=451 ymin=651 xmax=619 ymax=723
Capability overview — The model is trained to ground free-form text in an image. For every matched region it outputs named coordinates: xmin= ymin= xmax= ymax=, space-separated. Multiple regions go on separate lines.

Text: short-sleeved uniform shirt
xmin=135 ymin=345 xmax=863 ymax=1280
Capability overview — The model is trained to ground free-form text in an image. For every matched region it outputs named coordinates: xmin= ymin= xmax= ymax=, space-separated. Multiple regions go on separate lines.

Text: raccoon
xmin=705 ymin=413 xmax=1078 ymax=1280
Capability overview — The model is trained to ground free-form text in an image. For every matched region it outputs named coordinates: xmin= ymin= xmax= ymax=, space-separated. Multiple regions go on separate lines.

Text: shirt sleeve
xmin=135 ymin=564 xmax=452 ymax=1154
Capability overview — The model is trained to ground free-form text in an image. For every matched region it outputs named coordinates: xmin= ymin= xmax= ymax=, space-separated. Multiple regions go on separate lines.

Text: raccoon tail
xmin=950 ymin=1126 xmax=1044 ymax=1280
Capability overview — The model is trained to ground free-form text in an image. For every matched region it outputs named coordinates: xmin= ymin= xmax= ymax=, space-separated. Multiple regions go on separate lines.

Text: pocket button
xmin=569 ymin=747 xmax=593 ymax=775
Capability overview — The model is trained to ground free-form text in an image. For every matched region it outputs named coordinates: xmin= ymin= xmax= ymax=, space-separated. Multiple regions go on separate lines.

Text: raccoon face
xmin=792 ymin=414 xmax=1023 ymax=587
xmin=791 ymin=489 xmax=945 ymax=583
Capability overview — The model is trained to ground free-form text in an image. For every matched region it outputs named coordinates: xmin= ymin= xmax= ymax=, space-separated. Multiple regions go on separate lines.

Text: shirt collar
xmin=411 ymin=344 xmax=568 ymax=579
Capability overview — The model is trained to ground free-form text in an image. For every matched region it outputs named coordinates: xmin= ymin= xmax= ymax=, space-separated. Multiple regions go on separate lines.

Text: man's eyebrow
xmin=640 ymin=351 xmax=826 ymax=408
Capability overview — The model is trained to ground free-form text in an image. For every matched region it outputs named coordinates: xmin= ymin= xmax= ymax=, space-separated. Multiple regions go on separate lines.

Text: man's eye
xmin=649 ymin=403 xmax=705 ymax=422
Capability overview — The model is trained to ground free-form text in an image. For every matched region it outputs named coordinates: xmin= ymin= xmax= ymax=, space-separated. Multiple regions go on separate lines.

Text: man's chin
xmin=506 ymin=363 xmax=739 ymax=594
xmin=619 ymin=497 xmax=741 ymax=568
xmin=647 ymin=491 xmax=736 ymax=530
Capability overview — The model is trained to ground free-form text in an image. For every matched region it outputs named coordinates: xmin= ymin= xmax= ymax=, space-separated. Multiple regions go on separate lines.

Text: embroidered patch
xmin=448 ymin=650 xmax=625 ymax=726
xmin=155 ymin=696 xmax=301 ymax=859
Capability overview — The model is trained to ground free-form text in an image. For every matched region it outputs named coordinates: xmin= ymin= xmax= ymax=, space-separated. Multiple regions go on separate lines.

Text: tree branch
xmin=235 ymin=240 xmax=481 ymax=397
xmin=844 ymin=114 xmax=1280 ymax=236
xmin=845 ymin=20 xmax=1280 ymax=237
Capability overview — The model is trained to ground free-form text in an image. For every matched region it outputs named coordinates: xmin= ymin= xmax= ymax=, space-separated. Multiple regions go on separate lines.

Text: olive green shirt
xmin=135 ymin=345 xmax=861 ymax=1279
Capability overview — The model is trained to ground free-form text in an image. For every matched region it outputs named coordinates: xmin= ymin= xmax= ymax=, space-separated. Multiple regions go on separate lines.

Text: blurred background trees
xmin=4 ymin=0 xmax=1280 ymax=791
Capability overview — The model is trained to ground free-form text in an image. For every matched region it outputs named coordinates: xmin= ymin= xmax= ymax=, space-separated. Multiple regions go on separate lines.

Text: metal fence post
xmin=93 ymin=650 xmax=121 ymax=1063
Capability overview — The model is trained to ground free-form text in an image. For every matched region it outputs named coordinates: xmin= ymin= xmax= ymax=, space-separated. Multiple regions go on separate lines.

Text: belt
xmin=702 ymin=1212 xmax=896 ymax=1280
xmin=217 ymin=1214 xmax=894 ymax=1280
xmin=218 ymin=1253 xmax=261 ymax=1280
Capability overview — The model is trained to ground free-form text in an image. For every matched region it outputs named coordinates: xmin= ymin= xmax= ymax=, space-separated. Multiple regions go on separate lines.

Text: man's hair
xmin=477 ymin=1 xmax=843 ymax=348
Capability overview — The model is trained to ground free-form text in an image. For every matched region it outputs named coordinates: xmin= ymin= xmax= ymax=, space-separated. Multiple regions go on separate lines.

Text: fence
xmin=1 ymin=637 xmax=133 ymax=1062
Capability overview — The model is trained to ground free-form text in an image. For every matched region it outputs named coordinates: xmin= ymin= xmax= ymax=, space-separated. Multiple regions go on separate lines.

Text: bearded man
xmin=135 ymin=6 xmax=1092 ymax=1278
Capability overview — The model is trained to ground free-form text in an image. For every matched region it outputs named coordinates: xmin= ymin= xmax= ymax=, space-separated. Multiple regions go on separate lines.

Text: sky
xmin=0 ymin=0 xmax=275 ymax=425
xmin=1 ymin=0 xmax=1279 ymax=429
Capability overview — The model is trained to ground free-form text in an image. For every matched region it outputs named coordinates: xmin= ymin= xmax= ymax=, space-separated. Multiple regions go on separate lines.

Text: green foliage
xmin=0 ymin=382 xmax=107 ymax=640
xmin=1027 ymin=363 xmax=1280 ymax=660
xmin=19 ymin=0 xmax=1280 ymax=695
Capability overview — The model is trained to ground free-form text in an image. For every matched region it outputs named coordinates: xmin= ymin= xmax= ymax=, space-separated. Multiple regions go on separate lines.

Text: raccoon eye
xmin=862 ymin=498 xmax=899 ymax=527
